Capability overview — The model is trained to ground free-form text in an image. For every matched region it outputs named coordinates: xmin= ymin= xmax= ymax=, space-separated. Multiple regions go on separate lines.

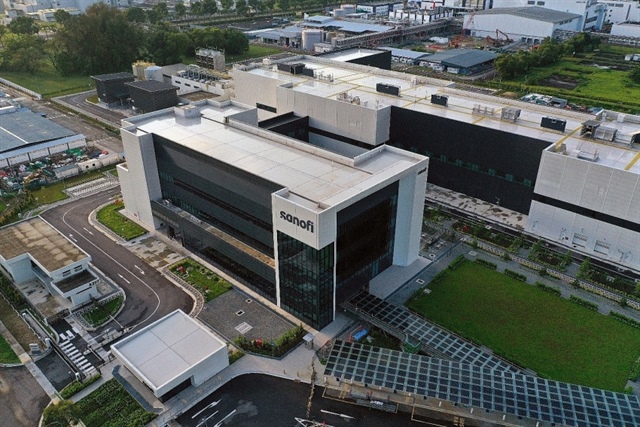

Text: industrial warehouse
xmin=117 ymin=100 xmax=427 ymax=329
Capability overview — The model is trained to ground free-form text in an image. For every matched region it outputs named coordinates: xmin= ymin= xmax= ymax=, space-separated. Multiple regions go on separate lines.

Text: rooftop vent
xmin=376 ymin=83 xmax=400 ymax=96
xmin=472 ymin=104 xmax=495 ymax=117
xmin=594 ymin=126 xmax=617 ymax=142
xmin=541 ymin=117 xmax=566 ymax=132
xmin=430 ymin=94 xmax=448 ymax=107
xmin=577 ymin=150 xmax=599 ymax=162
xmin=500 ymin=107 xmax=521 ymax=122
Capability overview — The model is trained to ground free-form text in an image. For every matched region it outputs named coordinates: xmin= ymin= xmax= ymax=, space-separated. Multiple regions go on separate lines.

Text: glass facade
xmin=336 ymin=182 xmax=398 ymax=300
xmin=277 ymin=232 xmax=334 ymax=329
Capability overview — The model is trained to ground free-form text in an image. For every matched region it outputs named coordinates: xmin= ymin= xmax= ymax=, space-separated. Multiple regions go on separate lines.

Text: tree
xmin=190 ymin=1 xmax=203 ymax=15
xmin=51 ymin=4 xmax=143 ymax=75
xmin=202 ymin=0 xmax=218 ymax=15
xmin=0 ymin=33 xmax=45 ymax=74
xmin=8 ymin=16 xmax=39 ymax=35
xmin=175 ymin=2 xmax=187 ymax=17
xmin=220 ymin=0 xmax=234 ymax=13
xmin=235 ymin=0 xmax=249 ymax=15
xmin=126 ymin=7 xmax=147 ymax=23
xmin=630 ymin=67 xmax=640 ymax=85
xmin=578 ymin=257 xmax=591 ymax=278
xmin=146 ymin=9 xmax=160 ymax=24
xmin=148 ymin=23 xmax=191 ymax=65
xmin=54 ymin=9 xmax=72 ymax=24
xmin=224 ymin=28 xmax=249 ymax=54
xmin=153 ymin=2 xmax=169 ymax=19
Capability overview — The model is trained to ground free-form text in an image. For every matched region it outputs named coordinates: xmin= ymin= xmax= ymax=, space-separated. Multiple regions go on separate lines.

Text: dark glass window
xmin=277 ymin=232 xmax=334 ymax=329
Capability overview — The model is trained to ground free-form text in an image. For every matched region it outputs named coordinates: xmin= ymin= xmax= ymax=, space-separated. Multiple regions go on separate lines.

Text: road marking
xmin=68 ymin=234 xmax=77 ymax=242
xmin=134 ymin=265 xmax=145 ymax=275
xmin=320 ymin=409 xmax=355 ymax=419
xmin=117 ymin=274 xmax=131 ymax=284
xmin=83 ymin=227 xmax=94 ymax=235
xmin=214 ymin=410 xmax=236 ymax=427
xmin=59 ymin=191 xmax=162 ymax=331
xmin=196 ymin=410 xmax=219 ymax=427
xmin=192 ymin=400 xmax=221 ymax=419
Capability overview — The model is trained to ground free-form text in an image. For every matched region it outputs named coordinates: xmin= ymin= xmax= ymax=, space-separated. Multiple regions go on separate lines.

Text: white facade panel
xmin=48 ymin=144 xmax=68 ymax=154
xmin=527 ymin=201 xmax=640 ymax=271
xmin=29 ymin=147 xmax=50 ymax=160
xmin=469 ymin=14 xmax=576 ymax=41
xmin=611 ymin=22 xmax=640 ymax=38
xmin=393 ymin=167 xmax=428 ymax=266
xmin=67 ymin=138 xmax=87 ymax=149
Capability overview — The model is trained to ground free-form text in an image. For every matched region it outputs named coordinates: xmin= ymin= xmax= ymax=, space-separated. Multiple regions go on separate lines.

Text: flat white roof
xmin=111 ymin=309 xmax=225 ymax=392
xmin=244 ymin=56 xmax=640 ymax=176
xmin=319 ymin=48 xmax=384 ymax=62
xmin=125 ymin=101 xmax=425 ymax=212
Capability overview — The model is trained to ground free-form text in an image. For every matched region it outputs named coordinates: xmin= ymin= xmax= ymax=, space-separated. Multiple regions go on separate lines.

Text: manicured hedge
xmin=504 ymin=269 xmax=527 ymax=282
xmin=448 ymin=255 xmax=466 ymax=270
xmin=536 ymin=282 xmax=561 ymax=297
xmin=476 ymin=258 xmax=497 ymax=270
xmin=569 ymin=295 xmax=598 ymax=311
xmin=610 ymin=311 xmax=640 ymax=329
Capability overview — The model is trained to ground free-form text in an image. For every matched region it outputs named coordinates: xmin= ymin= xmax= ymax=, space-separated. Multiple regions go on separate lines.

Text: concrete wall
xmin=611 ymin=22 xmax=640 ymax=38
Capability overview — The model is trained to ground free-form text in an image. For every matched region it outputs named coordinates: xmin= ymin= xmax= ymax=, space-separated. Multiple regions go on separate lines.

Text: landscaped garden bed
xmin=169 ymin=258 xmax=232 ymax=302
xmin=234 ymin=324 xmax=306 ymax=358
xmin=96 ymin=200 xmax=147 ymax=241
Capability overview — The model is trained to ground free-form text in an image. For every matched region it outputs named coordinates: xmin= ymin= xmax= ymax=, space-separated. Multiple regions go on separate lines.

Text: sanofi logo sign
xmin=280 ymin=211 xmax=314 ymax=233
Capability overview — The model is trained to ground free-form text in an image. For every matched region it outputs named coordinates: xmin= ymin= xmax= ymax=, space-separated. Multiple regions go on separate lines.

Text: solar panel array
xmin=325 ymin=341 xmax=640 ymax=427
xmin=346 ymin=291 xmax=522 ymax=374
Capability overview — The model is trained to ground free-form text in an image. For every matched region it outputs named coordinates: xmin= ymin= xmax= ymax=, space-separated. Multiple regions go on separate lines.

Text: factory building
xmin=418 ymin=49 xmax=497 ymax=75
xmin=117 ymin=101 xmax=427 ymax=329
xmin=601 ymin=0 xmax=640 ymax=24
xmin=0 ymin=105 xmax=86 ymax=168
xmin=231 ymin=54 xmax=640 ymax=272
xmin=611 ymin=21 xmax=640 ymax=38
xmin=464 ymin=7 xmax=583 ymax=43
xmin=126 ymin=80 xmax=179 ymax=114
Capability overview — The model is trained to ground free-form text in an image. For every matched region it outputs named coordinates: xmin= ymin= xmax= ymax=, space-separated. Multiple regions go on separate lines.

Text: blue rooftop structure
xmin=0 ymin=108 xmax=75 ymax=154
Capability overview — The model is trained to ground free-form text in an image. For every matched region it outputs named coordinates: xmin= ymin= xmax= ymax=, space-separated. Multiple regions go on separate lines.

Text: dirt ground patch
xmin=0 ymin=297 xmax=40 ymax=352
xmin=539 ymin=74 xmax=578 ymax=89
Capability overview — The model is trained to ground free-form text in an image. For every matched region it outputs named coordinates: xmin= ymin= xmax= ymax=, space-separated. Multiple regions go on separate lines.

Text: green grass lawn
xmin=169 ymin=258 xmax=232 ymax=302
xmin=96 ymin=202 xmax=147 ymax=241
xmin=29 ymin=167 xmax=117 ymax=206
xmin=43 ymin=379 xmax=156 ymax=427
xmin=0 ymin=335 xmax=20 ymax=364
xmin=81 ymin=296 xmax=124 ymax=327
xmin=407 ymin=260 xmax=640 ymax=392
xmin=225 ymin=45 xmax=286 ymax=63
xmin=1 ymin=61 xmax=93 ymax=98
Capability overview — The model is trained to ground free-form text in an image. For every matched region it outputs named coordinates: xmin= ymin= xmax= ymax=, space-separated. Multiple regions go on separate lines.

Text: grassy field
xmin=29 ymin=167 xmax=115 ymax=206
xmin=495 ymin=46 xmax=640 ymax=112
xmin=407 ymin=260 xmax=640 ymax=391
xmin=1 ymin=62 xmax=92 ymax=98
xmin=169 ymin=258 xmax=232 ymax=302
xmin=225 ymin=44 xmax=286 ymax=63
xmin=0 ymin=335 xmax=20 ymax=364
xmin=96 ymin=202 xmax=147 ymax=241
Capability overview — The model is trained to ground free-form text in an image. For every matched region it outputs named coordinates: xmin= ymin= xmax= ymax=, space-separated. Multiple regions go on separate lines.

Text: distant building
xmin=465 ymin=7 xmax=583 ymax=43
xmin=600 ymin=0 xmax=640 ymax=24
xmin=611 ymin=21 xmax=640 ymax=38
xmin=378 ymin=47 xmax=432 ymax=65
xmin=419 ymin=48 xmax=497 ymax=75
xmin=196 ymin=48 xmax=225 ymax=72
xmin=91 ymin=72 xmax=135 ymax=106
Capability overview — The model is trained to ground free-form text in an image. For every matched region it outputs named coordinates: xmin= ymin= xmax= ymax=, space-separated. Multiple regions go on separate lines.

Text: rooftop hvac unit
xmin=430 ymin=94 xmax=448 ymax=107
xmin=472 ymin=104 xmax=495 ymax=117
xmin=577 ymin=150 xmax=599 ymax=162
xmin=277 ymin=63 xmax=305 ymax=75
xmin=594 ymin=126 xmax=617 ymax=142
xmin=376 ymin=83 xmax=400 ymax=96
xmin=541 ymin=117 xmax=566 ymax=132
xmin=500 ymin=107 xmax=521 ymax=122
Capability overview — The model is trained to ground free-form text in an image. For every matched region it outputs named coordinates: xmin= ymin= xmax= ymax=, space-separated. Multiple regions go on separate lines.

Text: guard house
xmin=111 ymin=310 xmax=229 ymax=400
xmin=91 ymin=72 xmax=135 ymax=106
xmin=0 ymin=217 xmax=99 ymax=319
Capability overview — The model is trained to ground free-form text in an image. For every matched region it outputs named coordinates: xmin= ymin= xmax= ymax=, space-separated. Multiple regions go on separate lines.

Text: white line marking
xmin=195 ymin=410 xmax=219 ymax=427
xmin=117 ymin=274 xmax=131 ymax=284
xmin=83 ymin=227 xmax=94 ymax=235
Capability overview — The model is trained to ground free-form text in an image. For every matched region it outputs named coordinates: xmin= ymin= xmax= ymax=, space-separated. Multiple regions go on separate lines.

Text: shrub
xmin=629 ymin=358 xmax=640 ymax=382
xmin=504 ymin=269 xmax=527 ymax=282
xmin=610 ymin=311 xmax=640 ymax=329
xmin=430 ymin=270 xmax=449 ymax=284
xmin=234 ymin=324 xmax=306 ymax=358
xmin=535 ymin=282 xmax=561 ymax=297
xmin=569 ymin=295 xmax=598 ymax=311
xmin=539 ymin=268 xmax=548 ymax=277
xmin=476 ymin=258 xmax=497 ymax=270
xmin=448 ymin=255 xmax=466 ymax=270
xmin=59 ymin=374 xmax=102 ymax=399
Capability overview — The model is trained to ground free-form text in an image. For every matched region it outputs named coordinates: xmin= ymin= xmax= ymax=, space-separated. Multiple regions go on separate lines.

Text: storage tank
xmin=342 ymin=4 xmax=356 ymax=13
xmin=132 ymin=61 xmax=155 ymax=80
xmin=302 ymin=29 xmax=323 ymax=51
xmin=144 ymin=65 xmax=163 ymax=82
xmin=333 ymin=8 xmax=346 ymax=17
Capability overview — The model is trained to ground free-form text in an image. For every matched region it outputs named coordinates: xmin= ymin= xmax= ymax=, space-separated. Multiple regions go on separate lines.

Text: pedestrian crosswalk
xmin=60 ymin=332 xmax=97 ymax=377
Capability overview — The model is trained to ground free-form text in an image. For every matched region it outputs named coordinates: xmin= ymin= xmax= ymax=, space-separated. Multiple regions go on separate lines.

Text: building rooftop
xmin=319 ymin=48 xmax=386 ymax=62
xmin=0 ymin=108 xmax=76 ymax=153
xmin=91 ymin=72 xmax=135 ymax=82
xmin=422 ymin=49 xmax=497 ymax=68
xmin=472 ymin=6 xmax=581 ymax=23
xmin=110 ymin=309 xmax=226 ymax=392
xmin=240 ymin=55 xmax=640 ymax=176
xmin=302 ymin=16 xmax=392 ymax=33
xmin=126 ymin=80 xmax=179 ymax=93
xmin=54 ymin=269 xmax=97 ymax=293
xmin=124 ymin=101 xmax=426 ymax=213
xmin=378 ymin=47 xmax=432 ymax=60
xmin=0 ymin=217 xmax=88 ymax=272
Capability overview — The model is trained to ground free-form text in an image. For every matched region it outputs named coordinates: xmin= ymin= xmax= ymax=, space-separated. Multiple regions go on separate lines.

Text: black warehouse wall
xmin=389 ymin=107 xmax=550 ymax=214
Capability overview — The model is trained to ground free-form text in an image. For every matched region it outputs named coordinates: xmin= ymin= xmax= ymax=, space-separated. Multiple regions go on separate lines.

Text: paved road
xmin=0 ymin=366 xmax=50 ymax=427
xmin=58 ymin=92 xmax=127 ymax=127
xmin=178 ymin=374 xmax=472 ymax=427
xmin=41 ymin=189 xmax=193 ymax=334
